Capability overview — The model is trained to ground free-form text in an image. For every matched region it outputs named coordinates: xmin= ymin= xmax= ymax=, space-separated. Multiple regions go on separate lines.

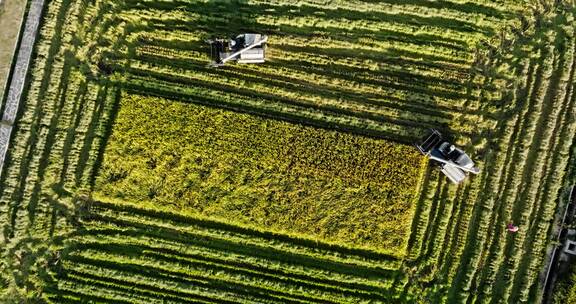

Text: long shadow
xmin=509 ymin=31 xmax=576 ymax=303
xmin=273 ymin=43 xmax=472 ymax=70
xmin=128 ymin=42 xmax=481 ymax=133
xmin=88 ymin=199 xmax=400 ymax=263
xmin=123 ymin=0 xmax=259 ymax=37
xmin=139 ymin=20 xmax=472 ymax=73
xmin=56 ymin=78 xmax=88 ymax=191
xmin=444 ymin=41 xmax=544 ymax=300
xmin=118 ymin=1 xmax=486 ymax=137
xmin=359 ymin=0 xmax=508 ymax=19
xmin=444 ymin=149 xmax=496 ymax=302
xmin=127 ymin=67 xmax=435 ymax=130
xmin=134 ymin=68 xmax=452 ymax=144
xmin=436 ymin=182 xmax=469 ymax=276
xmin=268 ymin=58 xmax=466 ymax=90
xmin=268 ymin=23 xmax=470 ymax=52
xmin=231 ymin=62 xmax=465 ymax=116
xmin=405 ymin=167 xmax=433 ymax=249
xmin=86 ymin=85 xmax=121 ymax=190
xmin=131 ymin=52 xmax=456 ymax=121
xmin=73 ymin=83 xmax=108 ymax=187
xmin=72 ymin=216 xmax=399 ymax=282
xmin=489 ymin=42 xmax=556 ymax=299
xmin=135 ymin=34 xmax=470 ymax=93
xmin=421 ymin=181 xmax=451 ymax=262
xmin=254 ymin=2 xmax=490 ymax=35
xmin=132 ymin=41 xmax=486 ymax=124
xmin=27 ymin=51 xmax=76 ymax=225
xmin=136 ymin=19 xmax=474 ymax=76
xmin=67 ymin=241 xmax=390 ymax=301
xmin=471 ymin=57 xmax=537 ymax=300
xmin=140 ymin=34 xmax=467 ymax=89
xmin=124 ymin=79 xmax=420 ymax=143
xmin=133 ymin=13 xmax=473 ymax=67
xmin=64 ymin=256 xmax=328 ymax=304
xmin=46 ymin=288 xmax=140 ymax=304
xmin=120 ymin=3 xmax=500 ymax=78
xmin=124 ymin=0 xmax=492 ymax=35
xmin=267 ymin=54 xmax=470 ymax=101
xmin=130 ymin=34 xmax=481 ymax=126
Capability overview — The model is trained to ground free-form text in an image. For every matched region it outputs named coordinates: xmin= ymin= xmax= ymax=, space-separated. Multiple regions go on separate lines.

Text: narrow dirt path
xmin=0 ymin=0 xmax=27 ymax=102
xmin=0 ymin=0 xmax=46 ymax=177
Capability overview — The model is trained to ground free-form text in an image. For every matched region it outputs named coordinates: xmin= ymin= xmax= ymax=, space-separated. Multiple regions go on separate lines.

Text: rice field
xmin=0 ymin=0 xmax=575 ymax=303
xmin=95 ymin=94 xmax=426 ymax=254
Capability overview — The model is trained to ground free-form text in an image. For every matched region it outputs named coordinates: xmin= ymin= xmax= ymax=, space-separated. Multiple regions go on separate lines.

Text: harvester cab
xmin=416 ymin=129 xmax=480 ymax=184
xmin=208 ymin=33 xmax=268 ymax=67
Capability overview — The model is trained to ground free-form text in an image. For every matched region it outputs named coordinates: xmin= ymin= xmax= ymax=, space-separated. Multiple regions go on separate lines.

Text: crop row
xmin=254 ymin=0 xmax=513 ymax=27
xmin=125 ymin=16 xmax=486 ymax=101
xmin=127 ymin=57 xmax=457 ymax=133
xmin=42 ymin=199 xmax=407 ymax=303
xmin=484 ymin=24 xmax=575 ymax=304
xmin=104 ymin=0 xmax=509 ymax=146
xmin=403 ymin=7 xmax=576 ymax=302
xmin=132 ymin=42 xmax=481 ymax=113
xmin=512 ymin=26 xmax=576 ymax=303
xmin=125 ymin=73 xmax=420 ymax=142
xmin=0 ymin=0 xmax=120 ymax=282
xmin=0 ymin=0 xmax=82 ymax=238
xmin=87 ymin=199 xmax=402 ymax=269
xmin=478 ymin=41 xmax=556 ymax=302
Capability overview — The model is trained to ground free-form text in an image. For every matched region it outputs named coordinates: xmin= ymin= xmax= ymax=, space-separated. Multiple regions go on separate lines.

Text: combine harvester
xmin=417 ymin=129 xmax=480 ymax=184
xmin=207 ymin=33 xmax=268 ymax=67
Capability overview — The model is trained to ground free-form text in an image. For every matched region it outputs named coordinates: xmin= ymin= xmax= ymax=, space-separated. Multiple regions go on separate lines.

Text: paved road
xmin=0 ymin=0 xmax=45 ymax=178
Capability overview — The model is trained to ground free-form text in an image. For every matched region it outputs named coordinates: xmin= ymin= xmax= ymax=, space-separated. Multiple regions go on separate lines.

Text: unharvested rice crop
xmin=95 ymin=94 xmax=426 ymax=253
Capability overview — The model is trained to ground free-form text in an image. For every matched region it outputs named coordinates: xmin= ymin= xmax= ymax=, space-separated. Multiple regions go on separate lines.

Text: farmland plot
xmin=95 ymin=94 xmax=426 ymax=254
xmin=0 ymin=0 xmax=575 ymax=303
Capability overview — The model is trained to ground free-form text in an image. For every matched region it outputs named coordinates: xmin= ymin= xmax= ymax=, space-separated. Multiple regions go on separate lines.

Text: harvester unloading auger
xmin=207 ymin=33 xmax=268 ymax=67
xmin=416 ymin=129 xmax=480 ymax=184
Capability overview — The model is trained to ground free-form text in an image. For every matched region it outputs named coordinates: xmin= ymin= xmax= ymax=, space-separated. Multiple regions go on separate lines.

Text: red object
xmin=507 ymin=223 xmax=519 ymax=233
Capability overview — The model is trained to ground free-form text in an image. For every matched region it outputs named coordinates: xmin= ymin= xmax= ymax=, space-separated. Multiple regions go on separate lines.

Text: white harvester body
xmin=416 ymin=129 xmax=480 ymax=184
xmin=208 ymin=33 xmax=268 ymax=67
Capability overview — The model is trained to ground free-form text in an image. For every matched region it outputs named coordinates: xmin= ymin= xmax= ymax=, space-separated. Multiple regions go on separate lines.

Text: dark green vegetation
xmin=552 ymin=256 xmax=576 ymax=303
xmin=0 ymin=0 xmax=575 ymax=303
xmin=96 ymin=94 xmax=425 ymax=253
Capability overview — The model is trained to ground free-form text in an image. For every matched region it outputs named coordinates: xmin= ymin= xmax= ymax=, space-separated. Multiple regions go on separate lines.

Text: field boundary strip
xmin=0 ymin=0 xmax=45 ymax=178
xmin=0 ymin=0 xmax=28 ymax=105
